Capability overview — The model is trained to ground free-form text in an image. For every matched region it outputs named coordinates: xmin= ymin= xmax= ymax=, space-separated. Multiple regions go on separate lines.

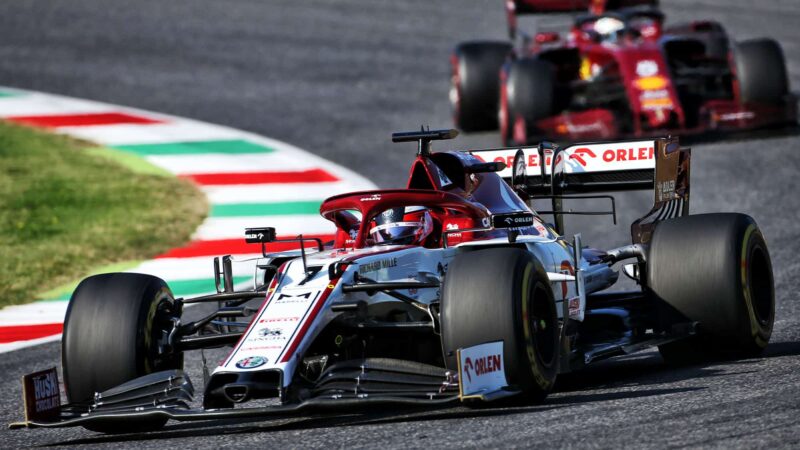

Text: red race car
xmin=450 ymin=1 xmax=797 ymax=144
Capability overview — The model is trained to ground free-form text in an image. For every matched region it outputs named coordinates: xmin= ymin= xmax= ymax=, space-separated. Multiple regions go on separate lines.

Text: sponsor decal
xmin=406 ymin=273 xmax=419 ymax=296
xmin=568 ymin=297 xmax=581 ymax=318
xmin=458 ymin=341 xmax=507 ymax=397
xmin=657 ymin=179 xmax=676 ymax=200
xmin=717 ymin=111 xmax=755 ymax=122
xmin=639 ymin=88 xmax=673 ymax=110
xmin=277 ymin=291 xmax=311 ymax=300
xmin=360 ymin=194 xmax=381 ymax=201
xmin=569 ymin=147 xmax=596 ymax=166
xmin=258 ymin=327 xmax=283 ymax=337
xmin=434 ymin=164 xmax=453 ymax=187
xmin=492 ymin=213 xmax=535 ymax=229
xmin=634 ymin=75 xmax=668 ymax=91
xmin=23 ymin=367 xmax=61 ymax=421
xmin=600 ymin=146 xmax=654 ymax=163
xmin=533 ymin=220 xmax=548 ymax=236
xmin=259 ymin=316 xmax=301 ymax=324
xmin=241 ymin=345 xmax=283 ymax=352
xmin=475 ymin=141 xmax=655 ymax=177
xmin=559 ymin=260 xmax=574 ymax=299
xmin=275 ymin=290 xmax=317 ymax=303
xmin=558 ymin=121 xmax=608 ymax=136
xmin=640 ymin=89 xmax=669 ymax=100
xmin=463 ymin=354 xmax=502 ymax=383
xmin=636 ymin=60 xmax=659 ymax=77
xmin=642 ymin=97 xmax=674 ymax=110
xmin=236 ymin=356 xmax=268 ymax=369
xmin=358 ymin=257 xmax=398 ymax=274
xmin=445 ymin=222 xmax=462 ymax=238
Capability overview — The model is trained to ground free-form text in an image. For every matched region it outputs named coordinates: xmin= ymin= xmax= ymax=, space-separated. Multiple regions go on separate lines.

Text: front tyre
xmin=647 ymin=214 xmax=775 ymax=363
xmin=62 ymin=273 xmax=182 ymax=432
xmin=441 ymin=248 xmax=559 ymax=401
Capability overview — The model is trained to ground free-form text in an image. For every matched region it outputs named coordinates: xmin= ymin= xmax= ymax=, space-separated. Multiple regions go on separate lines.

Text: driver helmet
xmin=369 ymin=206 xmax=433 ymax=246
xmin=594 ymin=17 xmax=625 ymax=42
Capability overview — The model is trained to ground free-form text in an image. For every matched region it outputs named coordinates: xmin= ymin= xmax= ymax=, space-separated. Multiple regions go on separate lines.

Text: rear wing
xmin=506 ymin=0 xmax=659 ymax=39
xmin=508 ymin=0 xmax=658 ymax=15
xmin=469 ymin=137 xmax=690 ymax=244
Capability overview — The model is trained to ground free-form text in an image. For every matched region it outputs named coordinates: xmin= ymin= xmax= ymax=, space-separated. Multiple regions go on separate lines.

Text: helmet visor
xmin=369 ymin=221 xmax=424 ymax=245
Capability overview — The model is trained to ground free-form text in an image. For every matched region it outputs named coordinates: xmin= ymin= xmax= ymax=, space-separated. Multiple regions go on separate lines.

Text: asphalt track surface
xmin=1 ymin=0 xmax=800 ymax=448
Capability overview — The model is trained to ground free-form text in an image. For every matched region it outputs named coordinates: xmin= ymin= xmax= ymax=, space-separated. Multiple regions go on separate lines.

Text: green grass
xmin=0 ymin=122 xmax=208 ymax=307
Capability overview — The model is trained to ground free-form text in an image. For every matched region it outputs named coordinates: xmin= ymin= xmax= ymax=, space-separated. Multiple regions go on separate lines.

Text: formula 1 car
xmin=12 ymin=129 xmax=774 ymax=433
xmin=450 ymin=1 xmax=797 ymax=144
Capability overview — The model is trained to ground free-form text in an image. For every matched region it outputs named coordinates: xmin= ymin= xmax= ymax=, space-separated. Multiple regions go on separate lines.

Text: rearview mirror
xmin=245 ymin=227 xmax=276 ymax=243
xmin=535 ymin=32 xmax=560 ymax=44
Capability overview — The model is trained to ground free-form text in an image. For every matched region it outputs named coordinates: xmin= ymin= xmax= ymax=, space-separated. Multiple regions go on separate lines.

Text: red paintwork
xmin=279 ymin=277 xmax=339 ymax=363
xmin=535 ymin=108 xmax=618 ymax=141
xmin=319 ymin=150 xmax=539 ymax=249
xmin=221 ymin=265 xmax=283 ymax=368
xmin=320 ymin=189 xmax=491 ymax=249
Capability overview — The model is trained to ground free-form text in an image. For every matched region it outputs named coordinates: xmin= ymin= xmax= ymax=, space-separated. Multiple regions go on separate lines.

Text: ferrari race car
xmin=450 ymin=1 xmax=797 ymax=144
xmin=12 ymin=129 xmax=774 ymax=433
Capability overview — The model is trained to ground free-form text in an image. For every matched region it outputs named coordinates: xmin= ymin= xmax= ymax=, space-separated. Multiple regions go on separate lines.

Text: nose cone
xmin=626 ymin=54 xmax=684 ymax=131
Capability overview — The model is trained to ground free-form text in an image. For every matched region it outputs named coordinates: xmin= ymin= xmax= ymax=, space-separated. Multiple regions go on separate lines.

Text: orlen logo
xmin=463 ymin=354 xmax=502 ymax=383
xmin=601 ymin=146 xmax=654 ymax=162
xmin=568 ymin=147 xmax=597 ymax=167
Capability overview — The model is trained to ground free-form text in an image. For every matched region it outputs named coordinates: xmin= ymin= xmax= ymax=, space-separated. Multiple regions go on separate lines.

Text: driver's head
xmin=594 ymin=17 xmax=625 ymax=42
xmin=369 ymin=206 xmax=433 ymax=246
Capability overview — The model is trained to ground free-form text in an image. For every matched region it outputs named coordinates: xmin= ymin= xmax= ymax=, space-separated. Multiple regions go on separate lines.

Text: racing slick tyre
xmin=506 ymin=58 xmax=557 ymax=143
xmin=450 ymin=41 xmax=512 ymax=132
xmin=441 ymin=248 xmax=559 ymax=402
xmin=647 ymin=214 xmax=775 ymax=364
xmin=62 ymin=273 xmax=182 ymax=432
xmin=734 ymin=38 xmax=789 ymax=104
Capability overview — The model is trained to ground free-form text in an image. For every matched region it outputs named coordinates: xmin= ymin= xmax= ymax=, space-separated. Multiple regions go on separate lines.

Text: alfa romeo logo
xmin=236 ymin=356 xmax=268 ymax=369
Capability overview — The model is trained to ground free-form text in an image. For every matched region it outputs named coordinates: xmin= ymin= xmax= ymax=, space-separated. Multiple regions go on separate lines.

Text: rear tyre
xmin=62 ymin=273 xmax=182 ymax=432
xmin=506 ymin=58 xmax=557 ymax=141
xmin=450 ymin=41 xmax=512 ymax=132
xmin=734 ymin=38 xmax=789 ymax=104
xmin=441 ymin=248 xmax=559 ymax=402
xmin=647 ymin=214 xmax=774 ymax=364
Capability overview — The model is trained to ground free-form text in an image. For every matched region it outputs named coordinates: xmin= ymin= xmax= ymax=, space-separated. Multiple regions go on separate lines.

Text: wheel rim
xmin=142 ymin=289 xmax=180 ymax=373
xmin=748 ymin=244 xmax=773 ymax=327
xmin=529 ymin=281 xmax=558 ymax=369
xmin=450 ymin=58 xmax=462 ymax=126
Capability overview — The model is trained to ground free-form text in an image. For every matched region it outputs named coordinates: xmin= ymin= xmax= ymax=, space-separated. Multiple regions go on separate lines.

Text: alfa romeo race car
xmin=450 ymin=1 xmax=797 ymax=144
xmin=12 ymin=129 xmax=774 ymax=433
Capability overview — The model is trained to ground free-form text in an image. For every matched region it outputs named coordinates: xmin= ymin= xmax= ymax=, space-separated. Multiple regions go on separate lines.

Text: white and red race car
xmin=12 ymin=129 xmax=774 ymax=433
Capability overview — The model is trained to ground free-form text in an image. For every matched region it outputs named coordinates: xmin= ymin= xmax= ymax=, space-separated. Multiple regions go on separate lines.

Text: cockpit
xmin=574 ymin=8 xmax=664 ymax=44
